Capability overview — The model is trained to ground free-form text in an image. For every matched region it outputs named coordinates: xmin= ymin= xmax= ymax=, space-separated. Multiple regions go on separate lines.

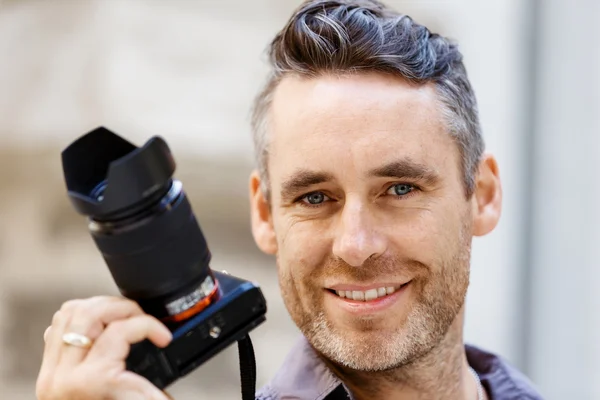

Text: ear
xmin=249 ymin=170 xmax=278 ymax=254
xmin=471 ymin=153 xmax=503 ymax=236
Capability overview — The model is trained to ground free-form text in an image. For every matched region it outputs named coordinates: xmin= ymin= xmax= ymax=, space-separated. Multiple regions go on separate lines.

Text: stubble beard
xmin=278 ymin=231 xmax=472 ymax=372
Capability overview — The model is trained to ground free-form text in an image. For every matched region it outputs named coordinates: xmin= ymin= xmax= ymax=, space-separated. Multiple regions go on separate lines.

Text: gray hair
xmin=251 ymin=0 xmax=484 ymax=200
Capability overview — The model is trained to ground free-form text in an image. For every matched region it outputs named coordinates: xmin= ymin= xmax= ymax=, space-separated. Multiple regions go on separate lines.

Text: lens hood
xmin=61 ymin=126 xmax=176 ymax=221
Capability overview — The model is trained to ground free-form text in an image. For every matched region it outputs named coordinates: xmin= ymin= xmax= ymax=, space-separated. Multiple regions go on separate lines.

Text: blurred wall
xmin=0 ymin=0 xmax=595 ymax=399
xmin=527 ymin=0 xmax=600 ymax=398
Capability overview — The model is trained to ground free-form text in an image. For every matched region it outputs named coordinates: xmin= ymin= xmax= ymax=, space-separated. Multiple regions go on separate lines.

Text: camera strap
xmin=237 ymin=335 xmax=257 ymax=400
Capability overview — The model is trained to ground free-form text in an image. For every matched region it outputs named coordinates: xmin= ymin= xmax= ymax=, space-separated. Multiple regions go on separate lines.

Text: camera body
xmin=127 ymin=271 xmax=266 ymax=389
xmin=60 ymin=127 xmax=267 ymax=389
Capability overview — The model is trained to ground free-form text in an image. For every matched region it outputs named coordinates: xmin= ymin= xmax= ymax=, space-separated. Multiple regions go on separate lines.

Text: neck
xmin=322 ymin=308 xmax=482 ymax=400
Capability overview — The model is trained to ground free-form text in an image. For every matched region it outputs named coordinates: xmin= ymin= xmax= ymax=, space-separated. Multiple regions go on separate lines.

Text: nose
xmin=332 ymin=198 xmax=387 ymax=267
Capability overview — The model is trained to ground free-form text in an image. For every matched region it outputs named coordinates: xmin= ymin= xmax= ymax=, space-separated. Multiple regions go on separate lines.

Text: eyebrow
xmin=368 ymin=160 xmax=440 ymax=186
xmin=279 ymin=159 xmax=440 ymax=200
xmin=280 ymin=170 xmax=334 ymax=199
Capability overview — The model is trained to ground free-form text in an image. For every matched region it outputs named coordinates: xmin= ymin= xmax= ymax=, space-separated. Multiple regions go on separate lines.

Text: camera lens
xmin=61 ymin=127 xmax=218 ymax=322
xmin=90 ymin=181 xmax=107 ymax=201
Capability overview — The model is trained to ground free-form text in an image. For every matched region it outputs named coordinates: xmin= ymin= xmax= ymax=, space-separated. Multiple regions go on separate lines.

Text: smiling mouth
xmin=326 ymin=282 xmax=410 ymax=302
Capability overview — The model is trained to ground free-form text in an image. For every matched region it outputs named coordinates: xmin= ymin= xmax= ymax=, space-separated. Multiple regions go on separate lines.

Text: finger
xmin=112 ymin=371 xmax=172 ymax=400
xmin=42 ymin=302 xmax=80 ymax=367
xmin=164 ymin=391 xmax=175 ymax=400
xmin=86 ymin=315 xmax=172 ymax=364
xmin=43 ymin=326 xmax=51 ymax=343
xmin=37 ymin=323 xmax=57 ymax=397
xmin=38 ymin=306 xmax=76 ymax=388
xmin=59 ymin=297 xmax=145 ymax=368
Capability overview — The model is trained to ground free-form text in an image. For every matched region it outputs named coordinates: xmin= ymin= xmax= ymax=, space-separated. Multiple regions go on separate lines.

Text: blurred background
xmin=0 ymin=0 xmax=597 ymax=399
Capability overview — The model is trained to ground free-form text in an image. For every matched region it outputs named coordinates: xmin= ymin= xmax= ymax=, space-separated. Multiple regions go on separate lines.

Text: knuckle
xmin=112 ymin=297 xmax=144 ymax=315
xmin=68 ymin=297 xmax=144 ymax=338
xmin=43 ymin=326 xmax=52 ymax=341
xmin=79 ymin=296 xmax=111 ymax=316
xmin=89 ymin=295 xmax=119 ymax=307
xmin=95 ymin=297 xmax=118 ymax=314
xmin=60 ymin=299 xmax=82 ymax=314
xmin=51 ymin=311 xmax=62 ymax=326
xmin=136 ymin=314 xmax=154 ymax=327
xmin=105 ymin=370 xmax=124 ymax=388
xmin=35 ymin=374 xmax=51 ymax=399
xmin=81 ymin=296 xmax=109 ymax=312
xmin=105 ymin=319 xmax=126 ymax=335
xmin=72 ymin=300 xmax=103 ymax=321
xmin=124 ymin=298 xmax=144 ymax=313
xmin=89 ymin=295 xmax=110 ymax=302
xmin=36 ymin=376 xmax=66 ymax=400
xmin=93 ymin=296 xmax=142 ymax=317
xmin=54 ymin=373 xmax=92 ymax=400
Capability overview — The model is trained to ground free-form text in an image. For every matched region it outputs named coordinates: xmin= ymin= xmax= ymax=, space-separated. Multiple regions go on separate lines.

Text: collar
xmin=257 ymin=336 xmax=345 ymax=400
xmin=257 ymin=336 xmax=544 ymax=400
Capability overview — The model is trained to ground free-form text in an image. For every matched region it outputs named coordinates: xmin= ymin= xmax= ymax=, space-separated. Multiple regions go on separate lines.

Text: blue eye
xmin=302 ymin=192 xmax=328 ymax=205
xmin=388 ymin=184 xmax=414 ymax=196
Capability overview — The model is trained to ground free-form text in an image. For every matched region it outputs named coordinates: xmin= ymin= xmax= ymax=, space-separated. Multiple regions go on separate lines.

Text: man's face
xmin=262 ymin=73 xmax=474 ymax=371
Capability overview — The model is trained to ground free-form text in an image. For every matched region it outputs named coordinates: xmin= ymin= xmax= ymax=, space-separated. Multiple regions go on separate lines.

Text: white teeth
xmin=352 ymin=291 xmax=364 ymax=301
xmin=364 ymin=289 xmax=378 ymax=301
xmin=334 ymin=286 xmax=398 ymax=301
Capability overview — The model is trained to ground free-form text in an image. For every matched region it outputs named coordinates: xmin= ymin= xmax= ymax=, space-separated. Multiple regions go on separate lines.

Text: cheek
xmin=275 ymin=220 xmax=330 ymax=320
xmin=386 ymin=205 xmax=465 ymax=267
xmin=274 ymin=216 xmax=331 ymax=281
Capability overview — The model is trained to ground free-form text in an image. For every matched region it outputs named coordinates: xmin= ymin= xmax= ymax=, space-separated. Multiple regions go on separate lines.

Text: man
xmin=36 ymin=1 xmax=544 ymax=399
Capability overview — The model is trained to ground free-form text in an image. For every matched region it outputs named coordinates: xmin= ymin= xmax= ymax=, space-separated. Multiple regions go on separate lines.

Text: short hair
xmin=251 ymin=0 xmax=484 ymax=199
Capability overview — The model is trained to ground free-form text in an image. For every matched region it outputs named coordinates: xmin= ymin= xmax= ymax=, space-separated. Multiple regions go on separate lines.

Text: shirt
xmin=255 ymin=336 xmax=545 ymax=400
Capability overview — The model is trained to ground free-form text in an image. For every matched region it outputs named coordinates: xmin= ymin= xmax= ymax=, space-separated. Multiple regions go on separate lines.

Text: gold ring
xmin=62 ymin=332 xmax=93 ymax=349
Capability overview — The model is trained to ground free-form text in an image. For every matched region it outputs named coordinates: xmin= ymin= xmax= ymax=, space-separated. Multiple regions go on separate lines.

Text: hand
xmin=36 ymin=296 xmax=173 ymax=400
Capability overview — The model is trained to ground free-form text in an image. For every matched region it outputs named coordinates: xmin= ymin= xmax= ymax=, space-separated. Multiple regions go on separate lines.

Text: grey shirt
xmin=256 ymin=337 xmax=544 ymax=400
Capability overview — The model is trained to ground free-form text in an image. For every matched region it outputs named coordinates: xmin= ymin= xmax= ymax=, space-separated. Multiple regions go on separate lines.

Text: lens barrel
xmin=61 ymin=127 xmax=215 ymax=320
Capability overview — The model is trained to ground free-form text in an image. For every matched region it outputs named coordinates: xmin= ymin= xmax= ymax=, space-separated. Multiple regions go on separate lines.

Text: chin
xmin=305 ymin=302 xmax=447 ymax=372
xmin=304 ymin=313 xmax=413 ymax=371
xmin=320 ymin=330 xmax=412 ymax=371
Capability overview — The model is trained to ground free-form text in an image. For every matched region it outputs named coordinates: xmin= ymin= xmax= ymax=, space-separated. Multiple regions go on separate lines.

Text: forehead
xmin=268 ymin=73 xmax=459 ymax=183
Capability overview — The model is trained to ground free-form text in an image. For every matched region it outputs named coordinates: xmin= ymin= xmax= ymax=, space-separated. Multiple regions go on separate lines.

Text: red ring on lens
xmin=162 ymin=281 xmax=220 ymax=323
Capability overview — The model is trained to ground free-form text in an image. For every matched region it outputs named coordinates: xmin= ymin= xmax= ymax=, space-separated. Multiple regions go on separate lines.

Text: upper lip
xmin=326 ymin=281 xmax=410 ymax=291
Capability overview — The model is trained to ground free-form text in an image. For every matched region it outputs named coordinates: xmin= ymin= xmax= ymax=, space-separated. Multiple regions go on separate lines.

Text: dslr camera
xmin=60 ymin=127 xmax=267 ymax=390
